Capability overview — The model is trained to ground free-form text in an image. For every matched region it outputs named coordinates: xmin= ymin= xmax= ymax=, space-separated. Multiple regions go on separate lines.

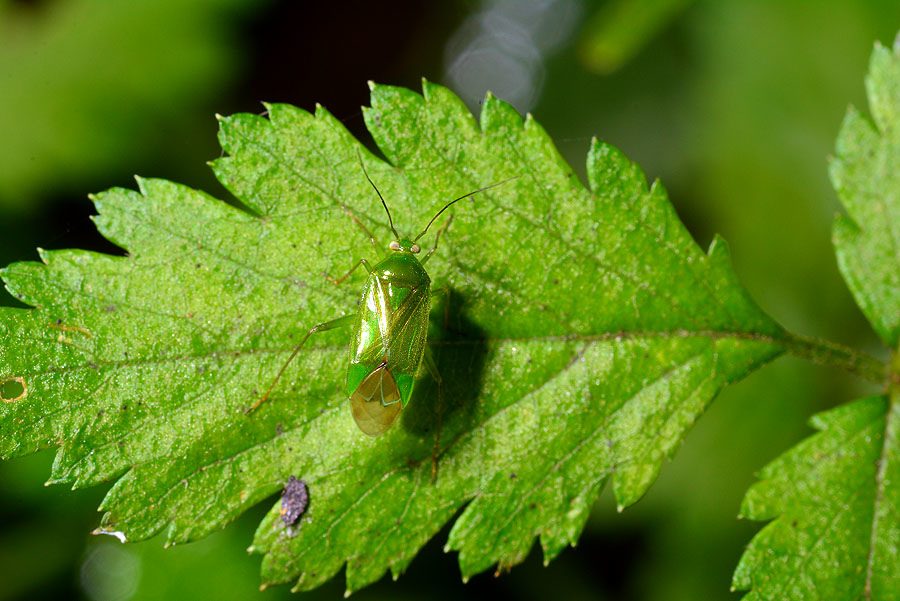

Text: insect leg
xmin=244 ymin=314 xmax=355 ymax=414
xmin=324 ymin=258 xmax=373 ymax=285
xmin=422 ymin=349 xmax=443 ymax=484
xmin=419 ymin=214 xmax=454 ymax=266
xmin=341 ymin=205 xmax=382 ymax=252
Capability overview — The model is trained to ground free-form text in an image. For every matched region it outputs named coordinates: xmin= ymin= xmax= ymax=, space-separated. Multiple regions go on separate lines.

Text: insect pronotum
xmin=248 ymin=151 xmax=516 ymax=480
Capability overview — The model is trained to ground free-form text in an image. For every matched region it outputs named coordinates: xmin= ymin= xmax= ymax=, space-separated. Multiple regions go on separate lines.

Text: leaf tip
xmin=367 ymin=80 xmax=377 ymax=91
xmin=616 ymin=504 xmax=624 ymax=513
xmin=214 ymin=112 xmax=224 ymax=122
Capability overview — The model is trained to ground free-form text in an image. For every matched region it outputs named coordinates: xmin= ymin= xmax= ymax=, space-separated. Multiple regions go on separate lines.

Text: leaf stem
xmin=779 ymin=331 xmax=887 ymax=384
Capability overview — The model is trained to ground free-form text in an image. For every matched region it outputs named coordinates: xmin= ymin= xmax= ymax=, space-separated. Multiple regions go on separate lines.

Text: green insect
xmin=249 ymin=151 xmax=514 ymax=478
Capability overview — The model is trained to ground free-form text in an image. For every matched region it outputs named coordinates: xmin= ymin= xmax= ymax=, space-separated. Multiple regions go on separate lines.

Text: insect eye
xmin=411 ymin=244 xmax=420 ymax=253
xmin=389 ymin=241 xmax=400 ymax=250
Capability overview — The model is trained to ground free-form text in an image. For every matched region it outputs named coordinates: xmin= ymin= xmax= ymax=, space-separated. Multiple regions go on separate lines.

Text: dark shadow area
xmin=402 ymin=288 xmax=489 ymax=447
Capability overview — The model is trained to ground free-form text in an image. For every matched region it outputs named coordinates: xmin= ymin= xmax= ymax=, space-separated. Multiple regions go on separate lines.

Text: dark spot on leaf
xmin=280 ymin=476 xmax=309 ymax=528
xmin=55 ymin=318 xmax=62 ymax=325
xmin=791 ymin=520 xmax=798 ymax=528
xmin=0 ymin=377 xmax=27 ymax=403
xmin=529 ymin=503 xmax=536 ymax=510
xmin=97 ymin=410 xmax=104 ymax=418
xmin=509 ymin=472 xmax=517 ymax=479
xmin=276 ymin=423 xmax=283 ymax=437
xmin=553 ymin=279 xmax=559 ymax=285
xmin=103 ymin=304 xmax=117 ymax=313
xmin=120 ymin=404 xmax=128 ymax=411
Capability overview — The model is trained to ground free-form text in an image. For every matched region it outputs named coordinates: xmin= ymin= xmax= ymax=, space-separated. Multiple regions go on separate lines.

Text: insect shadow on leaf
xmin=402 ymin=291 xmax=490 ymax=465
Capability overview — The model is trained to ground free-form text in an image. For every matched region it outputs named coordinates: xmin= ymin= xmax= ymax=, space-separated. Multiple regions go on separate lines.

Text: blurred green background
xmin=1 ymin=1 xmax=897 ymax=599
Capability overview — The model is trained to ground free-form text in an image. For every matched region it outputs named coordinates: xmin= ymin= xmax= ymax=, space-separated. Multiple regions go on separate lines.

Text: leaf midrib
xmin=13 ymin=329 xmax=787 ymax=381
xmin=863 ymin=390 xmax=899 ymax=599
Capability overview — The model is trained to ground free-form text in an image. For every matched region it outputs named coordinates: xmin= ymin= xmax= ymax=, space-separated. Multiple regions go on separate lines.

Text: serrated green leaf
xmin=735 ymin=36 xmax=900 ymax=601
xmin=733 ymin=393 xmax=900 ymax=600
xmin=0 ymin=82 xmax=786 ymax=593
xmin=831 ymin=39 xmax=900 ymax=347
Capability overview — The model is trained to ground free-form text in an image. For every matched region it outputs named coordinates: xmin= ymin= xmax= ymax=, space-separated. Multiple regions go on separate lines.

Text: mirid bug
xmin=248 ymin=151 xmax=515 ymax=479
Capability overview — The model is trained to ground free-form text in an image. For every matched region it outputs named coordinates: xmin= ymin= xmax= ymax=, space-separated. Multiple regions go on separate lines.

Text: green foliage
xmin=0 ymin=81 xmax=790 ymax=593
xmin=0 ymin=0 xmax=258 ymax=209
xmin=831 ymin=41 xmax=900 ymax=348
xmin=578 ymin=0 xmax=691 ymax=74
xmin=733 ymin=394 xmax=900 ymax=600
xmin=734 ymin=40 xmax=900 ymax=600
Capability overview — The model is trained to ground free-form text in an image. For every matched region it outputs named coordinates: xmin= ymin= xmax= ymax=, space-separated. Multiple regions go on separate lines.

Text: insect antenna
xmin=356 ymin=149 xmax=400 ymax=240
xmin=414 ymin=176 xmax=520 ymax=242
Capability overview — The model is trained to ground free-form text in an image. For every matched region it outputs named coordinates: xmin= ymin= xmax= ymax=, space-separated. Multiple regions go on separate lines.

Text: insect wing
xmin=348 ymin=274 xmax=429 ymax=405
xmin=350 ymin=364 xmax=402 ymax=436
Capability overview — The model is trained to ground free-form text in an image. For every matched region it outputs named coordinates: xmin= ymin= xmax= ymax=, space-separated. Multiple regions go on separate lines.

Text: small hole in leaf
xmin=1 ymin=377 xmax=27 ymax=402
